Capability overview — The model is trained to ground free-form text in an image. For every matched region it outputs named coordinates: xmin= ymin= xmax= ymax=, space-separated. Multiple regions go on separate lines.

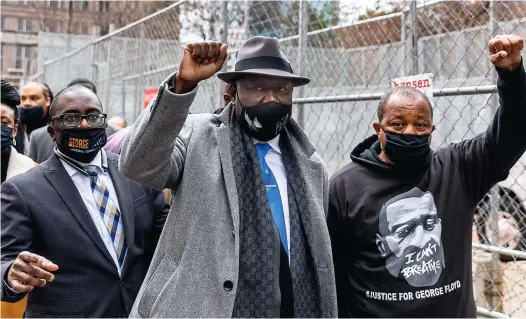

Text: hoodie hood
xmin=350 ymin=134 xmax=433 ymax=178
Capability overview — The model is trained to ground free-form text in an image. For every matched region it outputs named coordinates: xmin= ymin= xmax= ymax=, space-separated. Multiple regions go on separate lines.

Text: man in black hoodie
xmin=328 ymin=34 xmax=525 ymax=317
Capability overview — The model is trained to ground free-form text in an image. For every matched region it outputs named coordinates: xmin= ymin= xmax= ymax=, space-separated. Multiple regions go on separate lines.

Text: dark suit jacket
xmin=1 ymin=152 xmax=168 ymax=318
xmin=28 ymin=125 xmax=120 ymax=163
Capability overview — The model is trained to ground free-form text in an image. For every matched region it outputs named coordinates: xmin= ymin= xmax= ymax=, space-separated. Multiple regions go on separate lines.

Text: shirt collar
xmin=252 ymin=134 xmax=281 ymax=154
xmin=59 ymin=150 xmax=105 ymax=177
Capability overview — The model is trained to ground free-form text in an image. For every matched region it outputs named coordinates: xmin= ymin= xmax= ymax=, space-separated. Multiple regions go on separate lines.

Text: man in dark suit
xmin=1 ymin=85 xmax=168 ymax=318
xmin=27 ymin=79 xmax=118 ymax=163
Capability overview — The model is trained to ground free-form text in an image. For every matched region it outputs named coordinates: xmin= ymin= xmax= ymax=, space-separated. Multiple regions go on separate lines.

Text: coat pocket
xmin=137 ymin=255 xmax=177 ymax=318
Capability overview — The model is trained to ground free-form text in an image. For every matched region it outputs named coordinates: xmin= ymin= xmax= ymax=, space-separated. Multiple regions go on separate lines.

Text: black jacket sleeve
xmin=452 ymin=59 xmax=526 ymax=203
xmin=1 ymin=181 xmax=31 ymax=302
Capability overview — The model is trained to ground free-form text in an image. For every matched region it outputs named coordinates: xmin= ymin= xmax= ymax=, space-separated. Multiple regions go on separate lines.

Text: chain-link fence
xmin=28 ymin=0 xmax=526 ymax=317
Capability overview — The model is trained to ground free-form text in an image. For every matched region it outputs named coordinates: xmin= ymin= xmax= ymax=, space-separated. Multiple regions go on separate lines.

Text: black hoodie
xmin=328 ymin=62 xmax=526 ymax=318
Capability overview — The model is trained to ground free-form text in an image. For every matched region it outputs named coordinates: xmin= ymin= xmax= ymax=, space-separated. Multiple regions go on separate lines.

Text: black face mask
xmin=237 ymin=98 xmax=292 ymax=142
xmin=382 ymin=129 xmax=431 ymax=169
xmin=54 ymin=127 xmax=107 ymax=163
xmin=1 ymin=126 xmax=13 ymax=151
xmin=20 ymin=106 xmax=47 ymax=132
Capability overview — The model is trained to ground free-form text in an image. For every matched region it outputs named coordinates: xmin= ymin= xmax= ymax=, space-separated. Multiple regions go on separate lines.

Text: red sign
xmin=143 ymin=87 xmax=158 ymax=109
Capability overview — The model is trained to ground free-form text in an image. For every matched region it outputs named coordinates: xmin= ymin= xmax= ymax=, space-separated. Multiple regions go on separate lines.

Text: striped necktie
xmin=86 ymin=165 xmax=126 ymax=266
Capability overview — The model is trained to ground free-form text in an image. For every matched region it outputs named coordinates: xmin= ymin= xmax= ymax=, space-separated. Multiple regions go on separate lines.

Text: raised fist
xmin=488 ymin=34 xmax=524 ymax=72
xmin=175 ymin=41 xmax=228 ymax=93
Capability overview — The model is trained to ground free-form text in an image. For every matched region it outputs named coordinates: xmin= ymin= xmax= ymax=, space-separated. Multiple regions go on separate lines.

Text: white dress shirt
xmin=253 ymin=135 xmax=290 ymax=254
xmin=59 ymin=149 xmax=124 ymax=276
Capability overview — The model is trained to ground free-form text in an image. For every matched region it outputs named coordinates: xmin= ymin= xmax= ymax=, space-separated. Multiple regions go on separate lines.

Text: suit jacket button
xmin=223 ymin=280 xmax=233 ymax=291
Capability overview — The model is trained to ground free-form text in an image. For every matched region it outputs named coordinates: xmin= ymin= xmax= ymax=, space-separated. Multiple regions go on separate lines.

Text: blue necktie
xmin=255 ymin=143 xmax=288 ymax=255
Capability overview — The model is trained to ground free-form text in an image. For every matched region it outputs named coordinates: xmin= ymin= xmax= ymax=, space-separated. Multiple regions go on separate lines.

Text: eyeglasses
xmin=52 ymin=112 xmax=107 ymax=128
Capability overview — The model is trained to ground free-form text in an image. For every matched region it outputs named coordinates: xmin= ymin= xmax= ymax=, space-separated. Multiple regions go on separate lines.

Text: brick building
xmin=0 ymin=0 xmax=174 ymax=85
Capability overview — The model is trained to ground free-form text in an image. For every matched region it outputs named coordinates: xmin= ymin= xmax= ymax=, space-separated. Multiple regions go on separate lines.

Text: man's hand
xmin=7 ymin=251 xmax=58 ymax=293
xmin=488 ymin=34 xmax=524 ymax=72
xmin=175 ymin=41 xmax=228 ymax=94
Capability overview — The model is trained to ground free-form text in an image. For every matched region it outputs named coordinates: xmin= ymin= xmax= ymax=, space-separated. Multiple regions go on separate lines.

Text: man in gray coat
xmin=120 ymin=36 xmax=337 ymax=318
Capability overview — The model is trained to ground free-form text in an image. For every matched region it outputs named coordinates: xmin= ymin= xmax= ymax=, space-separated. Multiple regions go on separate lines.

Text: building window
xmin=17 ymin=18 xmax=32 ymax=32
xmin=47 ymin=0 xmax=61 ymax=8
xmin=1 ymin=46 xmax=4 ymax=71
xmin=98 ymin=1 xmax=109 ymax=12
xmin=0 ymin=16 xmax=4 ymax=31
xmin=15 ymin=45 xmax=30 ymax=70
xmin=73 ymin=0 xmax=88 ymax=11
xmin=45 ymin=20 xmax=62 ymax=33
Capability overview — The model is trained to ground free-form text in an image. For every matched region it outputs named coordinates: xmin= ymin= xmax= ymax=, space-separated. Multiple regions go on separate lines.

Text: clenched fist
xmin=488 ymin=34 xmax=524 ymax=71
xmin=7 ymin=251 xmax=58 ymax=293
xmin=175 ymin=41 xmax=228 ymax=94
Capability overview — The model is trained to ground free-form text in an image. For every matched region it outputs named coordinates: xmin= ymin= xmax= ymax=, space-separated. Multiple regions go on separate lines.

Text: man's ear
xmin=47 ymin=125 xmax=56 ymax=142
xmin=228 ymin=84 xmax=237 ymax=101
xmin=429 ymin=125 xmax=436 ymax=144
xmin=373 ymin=122 xmax=382 ymax=135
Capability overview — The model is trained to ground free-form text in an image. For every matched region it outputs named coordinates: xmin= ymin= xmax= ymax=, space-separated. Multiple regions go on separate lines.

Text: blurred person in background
xmin=28 ymin=79 xmax=117 ymax=163
xmin=1 ymin=80 xmax=36 ymax=183
xmin=15 ymin=82 xmax=53 ymax=155
xmin=328 ymin=34 xmax=525 ymax=317
xmin=1 ymin=85 xmax=169 ymax=317
xmin=0 ymin=79 xmax=36 ymax=318
xmin=120 ymin=36 xmax=336 ymax=318
xmin=108 ymin=115 xmax=127 ymax=129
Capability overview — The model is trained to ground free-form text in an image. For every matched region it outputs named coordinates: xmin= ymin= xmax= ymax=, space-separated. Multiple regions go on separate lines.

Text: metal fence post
xmin=136 ymin=23 xmax=145 ymax=119
xmin=90 ymin=43 xmax=95 ymax=82
xmin=42 ymin=63 xmax=49 ymax=86
xmin=105 ymin=39 xmax=112 ymax=116
xmin=487 ymin=0 xmax=504 ymax=312
xmin=218 ymin=0 xmax=229 ymax=110
xmin=410 ymin=1 xmax=419 ymax=75
xmin=297 ymin=0 xmax=308 ymax=128
xmin=401 ymin=8 xmax=407 ymax=77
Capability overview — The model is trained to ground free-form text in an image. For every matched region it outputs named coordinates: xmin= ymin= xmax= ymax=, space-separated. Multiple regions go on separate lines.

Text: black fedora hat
xmin=217 ymin=36 xmax=310 ymax=87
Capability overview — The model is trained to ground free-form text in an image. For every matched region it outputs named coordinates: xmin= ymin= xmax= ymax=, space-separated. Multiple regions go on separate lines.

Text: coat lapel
xmin=214 ymin=125 xmax=240 ymax=242
xmin=42 ymin=155 xmax=116 ymax=268
xmin=106 ymin=154 xmax=135 ymax=276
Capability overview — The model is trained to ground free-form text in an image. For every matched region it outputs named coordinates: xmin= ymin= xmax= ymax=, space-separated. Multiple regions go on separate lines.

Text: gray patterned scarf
xmin=228 ymin=106 xmax=321 ymax=318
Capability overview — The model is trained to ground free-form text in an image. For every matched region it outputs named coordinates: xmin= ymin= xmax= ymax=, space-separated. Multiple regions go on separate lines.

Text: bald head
xmin=50 ymin=85 xmax=102 ymax=118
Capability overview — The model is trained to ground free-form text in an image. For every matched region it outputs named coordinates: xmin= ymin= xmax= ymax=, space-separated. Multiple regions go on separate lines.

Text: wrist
xmin=174 ymin=74 xmax=198 ymax=94
xmin=500 ymin=58 xmax=523 ymax=72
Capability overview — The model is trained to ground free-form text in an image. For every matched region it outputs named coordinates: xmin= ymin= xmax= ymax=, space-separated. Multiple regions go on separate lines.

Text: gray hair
xmin=377 ymin=86 xmax=433 ymax=121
